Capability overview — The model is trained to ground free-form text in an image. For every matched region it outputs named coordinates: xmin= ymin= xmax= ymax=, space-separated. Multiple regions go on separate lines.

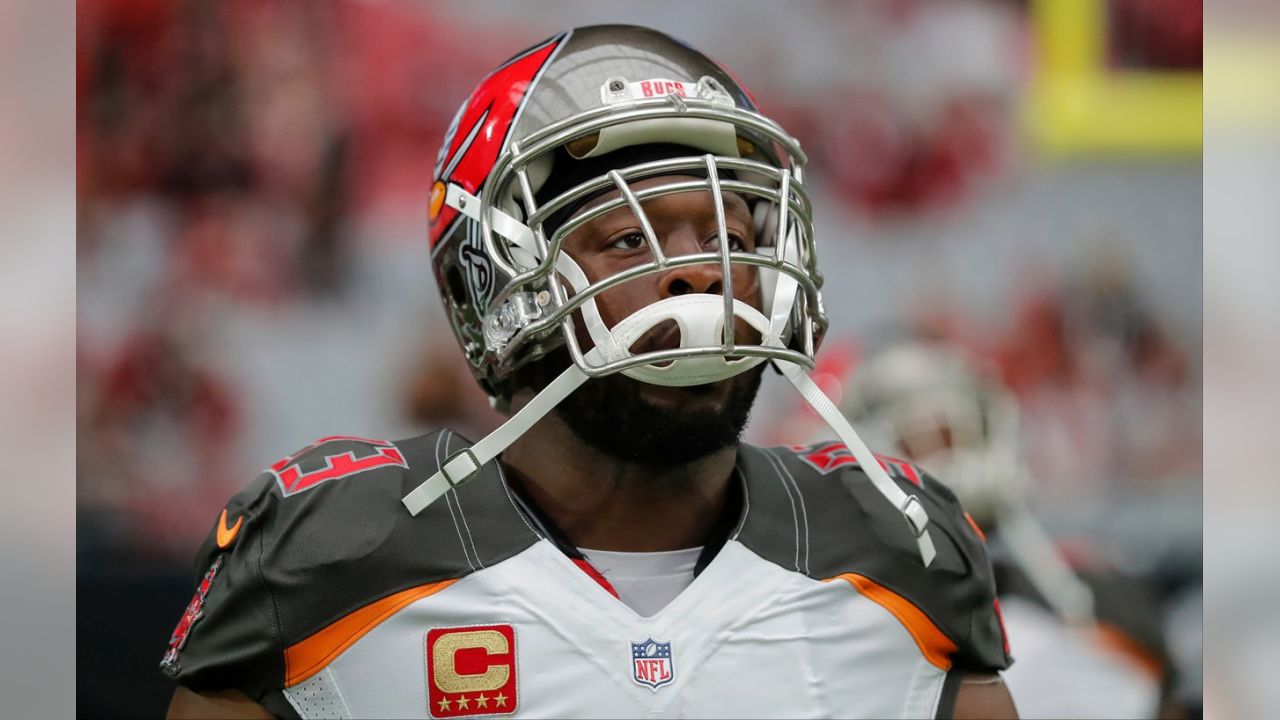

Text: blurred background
xmin=75 ymin=0 xmax=1202 ymax=716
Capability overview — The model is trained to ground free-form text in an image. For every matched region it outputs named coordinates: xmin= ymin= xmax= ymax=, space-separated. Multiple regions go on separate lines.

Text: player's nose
xmin=658 ymin=228 xmax=724 ymax=297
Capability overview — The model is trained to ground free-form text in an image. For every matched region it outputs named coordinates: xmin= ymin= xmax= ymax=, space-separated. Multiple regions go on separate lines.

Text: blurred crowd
xmin=76 ymin=0 xmax=1200 ymax=589
xmin=77 ymin=0 xmax=518 ymax=553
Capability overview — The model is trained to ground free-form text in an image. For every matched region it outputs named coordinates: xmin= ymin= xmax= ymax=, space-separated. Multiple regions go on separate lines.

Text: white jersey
xmin=1000 ymin=597 xmax=1161 ymax=719
xmin=161 ymin=433 xmax=1011 ymax=719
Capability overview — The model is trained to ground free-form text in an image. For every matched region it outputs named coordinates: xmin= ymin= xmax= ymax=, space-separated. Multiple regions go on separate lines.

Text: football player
xmin=839 ymin=340 xmax=1179 ymax=718
xmin=162 ymin=26 xmax=1016 ymax=719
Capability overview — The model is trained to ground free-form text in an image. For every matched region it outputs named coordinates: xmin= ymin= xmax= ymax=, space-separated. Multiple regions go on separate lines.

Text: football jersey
xmin=991 ymin=547 xmax=1175 ymax=718
xmin=998 ymin=596 xmax=1159 ymax=719
xmin=161 ymin=432 xmax=1011 ymax=719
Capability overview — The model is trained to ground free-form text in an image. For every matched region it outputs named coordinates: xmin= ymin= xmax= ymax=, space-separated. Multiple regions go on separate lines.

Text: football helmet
xmin=842 ymin=342 xmax=1024 ymax=525
xmin=427 ymin=24 xmax=822 ymax=400
xmin=405 ymin=25 xmax=938 ymax=567
xmin=844 ymin=341 xmax=1095 ymax=622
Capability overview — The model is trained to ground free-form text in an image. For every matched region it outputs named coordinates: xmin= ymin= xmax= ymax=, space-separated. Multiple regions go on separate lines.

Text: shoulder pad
xmin=736 ymin=442 xmax=1012 ymax=672
xmin=160 ymin=430 xmax=538 ymax=697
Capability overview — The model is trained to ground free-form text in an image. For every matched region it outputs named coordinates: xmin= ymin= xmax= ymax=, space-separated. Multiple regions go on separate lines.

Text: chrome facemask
xmin=470 ymin=91 xmax=826 ymax=391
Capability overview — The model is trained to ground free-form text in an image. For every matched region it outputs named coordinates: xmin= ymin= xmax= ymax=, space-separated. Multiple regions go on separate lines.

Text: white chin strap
xmin=404 ymin=185 xmax=936 ymax=566
xmin=776 ymin=363 xmax=936 ymax=566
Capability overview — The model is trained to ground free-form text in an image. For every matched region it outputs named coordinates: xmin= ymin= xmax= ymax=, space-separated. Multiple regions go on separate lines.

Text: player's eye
xmin=607 ymin=231 xmax=647 ymax=251
xmin=705 ymin=232 xmax=749 ymax=252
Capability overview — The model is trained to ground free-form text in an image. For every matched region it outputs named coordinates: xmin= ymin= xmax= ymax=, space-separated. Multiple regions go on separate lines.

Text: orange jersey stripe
xmin=1093 ymin=621 xmax=1164 ymax=680
xmin=825 ymin=573 xmax=958 ymax=671
xmin=964 ymin=512 xmax=987 ymax=543
xmin=285 ymin=579 xmax=458 ymax=687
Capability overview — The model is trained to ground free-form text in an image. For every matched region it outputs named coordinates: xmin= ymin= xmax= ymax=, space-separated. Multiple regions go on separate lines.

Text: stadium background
xmin=75 ymin=1 xmax=1202 ymax=716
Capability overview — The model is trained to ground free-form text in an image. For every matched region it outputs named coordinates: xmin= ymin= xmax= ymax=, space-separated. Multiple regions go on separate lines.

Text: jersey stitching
xmin=444 ymin=491 xmax=477 ymax=572
xmin=767 ymin=448 xmax=811 ymax=576
xmin=324 ymin=666 xmax=355 ymax=718
xmin=730 ymin=460 xmax=751 ymax=540
xmin=761 ymin=448 xmax=802 ymax=572
xmin=511 ymin=486 xmax=554 ymax=540
xmin=436 ymin=432 xmax=477 ymax=572
xmin=256 ymin=507 xmax=288 ymax=688
xmin=442 ymin=430 xmax=485 ymax=569
xmin=494 ymin=461 xmax=541 ymax=538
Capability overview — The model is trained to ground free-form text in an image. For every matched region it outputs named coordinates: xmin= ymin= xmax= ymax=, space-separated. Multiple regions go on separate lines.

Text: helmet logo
xmin=459 ymin=221 xmax=495 ymax=308
xmin=429 ymin=34 xmax=565 ymax=248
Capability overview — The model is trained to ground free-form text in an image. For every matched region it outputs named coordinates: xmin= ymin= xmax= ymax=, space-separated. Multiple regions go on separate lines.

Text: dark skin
xmin=503 ymin=176 xmax=762 ymax=551
xmin=168 ymin=177 xmax=1018 ymax=718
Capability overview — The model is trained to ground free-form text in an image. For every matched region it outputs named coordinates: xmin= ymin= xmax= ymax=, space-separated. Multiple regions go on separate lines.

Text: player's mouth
xmin=626 ymin=318 xmax=763 ymax=361
xmin=621 ymin=320 xmax=749 ymax=406
xmin=628 ymin=321 xmax=682 ymax=362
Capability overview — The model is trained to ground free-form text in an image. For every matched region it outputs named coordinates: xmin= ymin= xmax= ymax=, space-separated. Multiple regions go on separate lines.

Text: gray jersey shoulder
xmin=162 ymin=430 xmax=538 ymax=699
xmin=735 ymin=442 xmax=1012 ymax=672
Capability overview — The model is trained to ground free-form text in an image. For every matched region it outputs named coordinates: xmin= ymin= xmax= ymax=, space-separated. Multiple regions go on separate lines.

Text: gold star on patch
xmin=456 ymin=695 xmax=471 ymax=710
xmin=494 ymin=692 xmax=508 ymax=707
xmin=436 ymin=697 xmax=452 ymax=712
xmin=476 ymin=694 xmax=489 ymax=708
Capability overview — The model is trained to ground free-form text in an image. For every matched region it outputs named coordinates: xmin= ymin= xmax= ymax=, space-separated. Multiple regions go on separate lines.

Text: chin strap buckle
xmin=899 ymin=495 xmax=929 ymax=538
xmin=441 ymin=448 xmax=481 ymax=488
xmin=899 ymin=494 xmax=937 ymax=566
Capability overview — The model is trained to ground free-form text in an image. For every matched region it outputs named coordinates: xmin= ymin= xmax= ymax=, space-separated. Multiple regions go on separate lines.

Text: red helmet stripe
xmin=429 ymin=34 xmax=565 ymax=247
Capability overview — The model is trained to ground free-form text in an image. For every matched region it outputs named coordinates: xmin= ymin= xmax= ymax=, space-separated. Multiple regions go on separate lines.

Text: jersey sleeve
xmin=909 ymin=467 xmax=1013 ymax=673
xmin=159 ymin=472 xmax=285 ymax=700
xmin=158 ymin=431 xmax=541 ymax=703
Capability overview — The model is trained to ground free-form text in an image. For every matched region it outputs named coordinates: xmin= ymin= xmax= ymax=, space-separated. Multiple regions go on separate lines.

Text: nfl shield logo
xmin=630 ymin=638 xmax=675 ymax=690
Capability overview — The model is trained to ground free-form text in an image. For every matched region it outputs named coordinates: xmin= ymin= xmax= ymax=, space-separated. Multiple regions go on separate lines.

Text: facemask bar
xmin=535 ymin=157 xmax=819 ymax=382
xmin=482 ymin=155 xmax=821 ymax=380
xmin=485 ymin=98 xmax=808 ymax=273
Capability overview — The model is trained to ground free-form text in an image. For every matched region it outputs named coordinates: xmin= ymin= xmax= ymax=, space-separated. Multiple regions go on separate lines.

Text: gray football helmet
xmin=427 ymin=24 xmax=823 ymax=403
xmin=843 ymin=341 xmax=1096 ymax=622
xmin=842 ymin=342 xmax=1025 ymax=526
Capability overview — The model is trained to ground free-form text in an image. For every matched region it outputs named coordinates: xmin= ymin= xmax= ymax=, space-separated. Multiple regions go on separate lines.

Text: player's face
xmin=551 ymin=175 xmax=766 ymax=466
xmin=560 ymin=174 xmax=764 ymax=383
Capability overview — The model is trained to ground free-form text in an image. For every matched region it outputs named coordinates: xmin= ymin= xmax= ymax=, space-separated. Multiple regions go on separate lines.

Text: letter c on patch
xmin=431 ymin=629 xmax=510 ymax=693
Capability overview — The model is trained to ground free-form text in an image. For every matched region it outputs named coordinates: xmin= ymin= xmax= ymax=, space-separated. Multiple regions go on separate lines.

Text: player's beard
xmin=554 ymin=364 xmax=764 ymax=468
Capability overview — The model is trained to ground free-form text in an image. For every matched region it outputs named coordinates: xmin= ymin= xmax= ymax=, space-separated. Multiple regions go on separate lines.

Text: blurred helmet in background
xmin=843 ymin=340 xmax=1023 ymax=527
xmin=428 ymin=24 xmax=825 ymax=409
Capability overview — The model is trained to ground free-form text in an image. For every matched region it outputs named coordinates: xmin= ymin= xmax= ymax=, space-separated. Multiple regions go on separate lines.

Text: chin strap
xmin=776 ymin=361 xmax=937 ymax=567
xmin=401 ymin=355 xmax=593 ymax=516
